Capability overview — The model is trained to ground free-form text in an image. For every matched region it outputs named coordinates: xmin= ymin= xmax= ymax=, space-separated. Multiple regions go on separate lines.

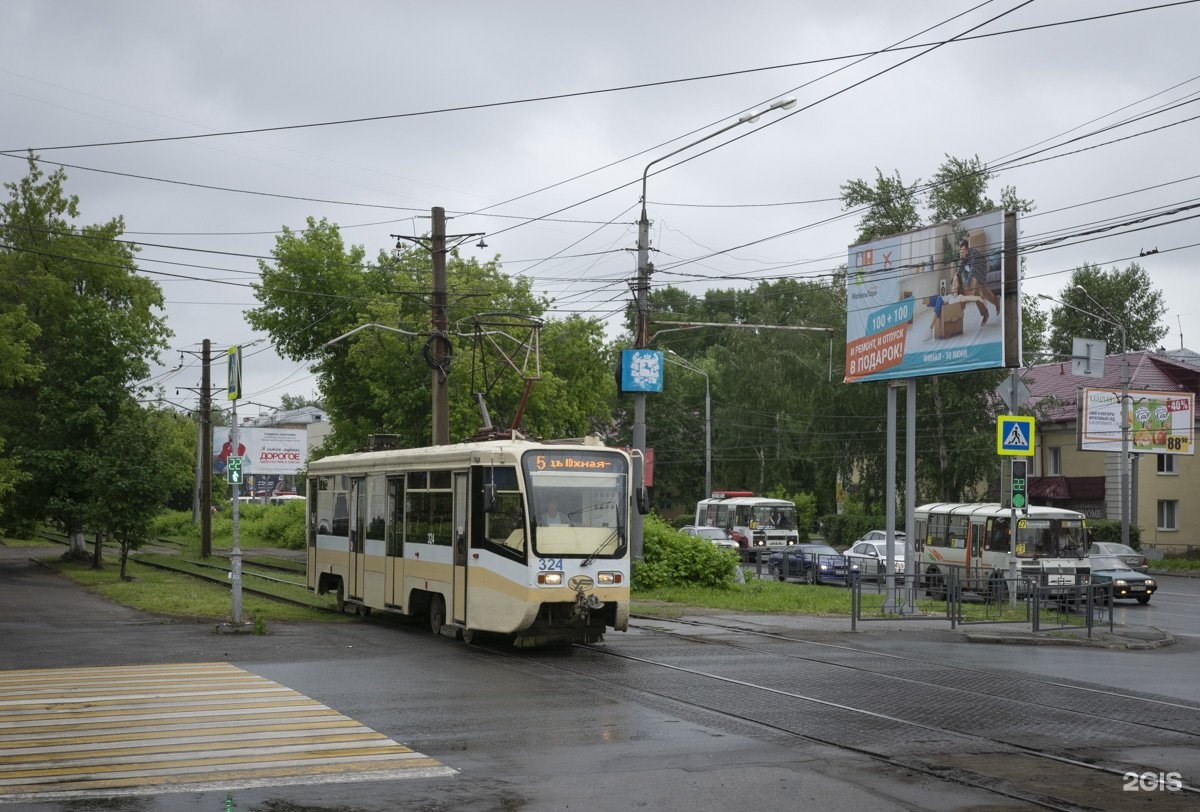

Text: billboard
xmin=844 ymin=210 xmax=1019 ymax=383
xmin=1079 ymin=388 xmax=1195 ymax=455
xmin=213 ymin=427 xmax=308 ymax=475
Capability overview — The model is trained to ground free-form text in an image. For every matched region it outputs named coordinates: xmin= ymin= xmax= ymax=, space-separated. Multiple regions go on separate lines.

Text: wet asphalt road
xmin=4 ymin=545 xmax=1200 ymax=811
xmin=0 ymin=545 xmax=1034 ymax=812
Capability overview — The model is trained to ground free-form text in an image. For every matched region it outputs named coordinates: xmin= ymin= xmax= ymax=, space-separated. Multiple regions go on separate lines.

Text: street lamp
xmin=1071 ymin=285 xmax=1131 ymax=549
xmin=665 ymin=350 xmax=711 ymax=499
xmin=1039 ymin=290 xmax=1130 ymax=546
xmin=630 ymin=98 xmax=796 ymax=559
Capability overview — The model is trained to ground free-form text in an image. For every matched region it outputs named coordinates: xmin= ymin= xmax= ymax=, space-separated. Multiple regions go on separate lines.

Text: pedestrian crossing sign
xmin=997 ymin=416 xmax=1035 ymax=456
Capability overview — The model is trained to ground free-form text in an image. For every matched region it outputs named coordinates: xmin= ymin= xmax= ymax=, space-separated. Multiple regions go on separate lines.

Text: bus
xmin=694 ymin=492 xmax=800 ymax=559
xmin=307 ymin=436 xmax=641 ymax=647
xmin=914 ymin=502 xmax=1091 ymax=600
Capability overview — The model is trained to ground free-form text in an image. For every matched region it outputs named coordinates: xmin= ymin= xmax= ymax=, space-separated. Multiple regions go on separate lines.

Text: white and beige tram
xmin=306 ymin=436 xmax=638 ymax=646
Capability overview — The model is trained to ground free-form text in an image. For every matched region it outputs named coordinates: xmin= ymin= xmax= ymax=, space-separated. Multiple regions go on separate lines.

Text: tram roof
xmin=307 ymin=436 xmax=623 ymax=474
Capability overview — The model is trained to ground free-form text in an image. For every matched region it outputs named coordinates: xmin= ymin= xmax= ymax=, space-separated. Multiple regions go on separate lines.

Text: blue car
xmin=768 ymin=543 xmax=859 ymax=586
xmin=1089 ymin=555 xmax=1157 ymax=604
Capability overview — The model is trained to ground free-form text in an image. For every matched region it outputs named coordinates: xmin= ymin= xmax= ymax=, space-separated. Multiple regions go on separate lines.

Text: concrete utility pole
xmin=630 ymin=97 xmax=797 ymax=560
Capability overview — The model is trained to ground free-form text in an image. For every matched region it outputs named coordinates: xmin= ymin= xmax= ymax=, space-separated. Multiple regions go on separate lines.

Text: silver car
xmin=844 ymin=539 xmax=907 ymax=577
xmin=680 ymin=525 xmax=740 ymax=552
xmin=1088 ymin=541 xmax=1148 ymax=574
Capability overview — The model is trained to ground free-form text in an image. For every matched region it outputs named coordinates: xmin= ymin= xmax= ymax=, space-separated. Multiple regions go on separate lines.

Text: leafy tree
xmin=1047 ymin=262 xmax=1167 ymax=358
xmin=0 ymin=157 xmax=170 ymax=552
xmin=85 ymin=402 xmax=184 ymax=578
xmin=249 ymin=219 xmax=615 ymax=451
xmin=280 ymin=393 xmax=323 ymax=411
xmin=839 ymin=155 xmax=1036 ymax=503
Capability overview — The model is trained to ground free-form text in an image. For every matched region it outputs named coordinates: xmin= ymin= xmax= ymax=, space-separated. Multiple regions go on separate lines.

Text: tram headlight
xmin=537 ymin=571 xmax=563 ymax=586
xmin=596 ymin=571 xmax=623 ymax=585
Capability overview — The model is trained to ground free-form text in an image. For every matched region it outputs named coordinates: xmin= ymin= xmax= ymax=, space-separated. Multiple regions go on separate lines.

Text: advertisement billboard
xmin=1080 ymin=388 xmax=1195 ymax=455
xmin=844 ymin=210 xmax=1019 ymax=383
xmin=213 ymin=427 xmax=308 ymax=475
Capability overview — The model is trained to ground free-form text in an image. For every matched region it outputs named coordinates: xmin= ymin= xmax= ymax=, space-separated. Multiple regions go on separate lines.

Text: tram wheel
xmin=429 ymin=595 xmax=446 ymax=636
xmin=335 ymin=581 xmax=346 ymax=613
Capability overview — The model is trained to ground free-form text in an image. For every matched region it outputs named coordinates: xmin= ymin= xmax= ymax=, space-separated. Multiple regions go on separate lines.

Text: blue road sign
xmin=997 ymin=416 xmax=1035 ymax=456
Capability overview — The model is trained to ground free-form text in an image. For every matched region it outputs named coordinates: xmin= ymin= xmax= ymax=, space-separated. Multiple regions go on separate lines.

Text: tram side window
xmin=483 ymin=467 xmax=524 ymax=552
xmin=407 ymin=489 xmax=453 ymax=546
xmin=316 ymin=475 xmax=350 ymax=537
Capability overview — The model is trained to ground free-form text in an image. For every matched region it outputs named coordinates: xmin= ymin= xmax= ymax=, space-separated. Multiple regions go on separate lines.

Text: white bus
xmin=914 ymin=502 xmax=1091 ymax=600
xmin=307 ymin=436 xmax=639 ymax=646
xmin=694 ymin=491 xmax=800 ymax=559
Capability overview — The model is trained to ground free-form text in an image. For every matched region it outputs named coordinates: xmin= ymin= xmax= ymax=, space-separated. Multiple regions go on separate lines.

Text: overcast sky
xmin=3 ymin=1 xmax=1197 ymax=417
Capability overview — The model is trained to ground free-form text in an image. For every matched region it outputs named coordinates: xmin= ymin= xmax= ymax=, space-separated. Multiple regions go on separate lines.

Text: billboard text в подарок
xmin=213 ymin=427 xmax=308 ymax=475
xmin=1080 ymin=388 xmax=1195 ymax=455
xmin=845 ymin=210 xmax=1015 ymax=383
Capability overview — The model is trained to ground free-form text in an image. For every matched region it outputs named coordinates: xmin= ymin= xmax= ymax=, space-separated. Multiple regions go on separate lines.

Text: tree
xmin=1047 ymin=262 xmax=1167 ymax=358
xmin=280 ymin=393 xmax=323 ymax=411
xmin=85 ymin=401 xmax=183 ymax=578
xmin=839 ymin=155 xmax=1036 ymax=503
xmin=249 ymin=219 xmax=615 ymax=451
xmin=0 ymin=156 xmax=170 ymax=551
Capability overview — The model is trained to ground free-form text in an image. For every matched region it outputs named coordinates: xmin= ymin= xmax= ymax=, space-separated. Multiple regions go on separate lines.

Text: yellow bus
xmin=307 ymin=436 xmax=639 ymax=646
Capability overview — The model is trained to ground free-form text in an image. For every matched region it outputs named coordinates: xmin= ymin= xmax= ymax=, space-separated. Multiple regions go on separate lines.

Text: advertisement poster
xmin=213 ymin=427 xmax=308 ymax=475
xmin=1080 ymin=388 xmax=1195 ymax=455
xmin=845 ymin=210 xmax=1012 ymax=383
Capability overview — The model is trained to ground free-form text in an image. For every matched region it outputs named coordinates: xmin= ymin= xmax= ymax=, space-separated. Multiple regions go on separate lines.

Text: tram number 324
xmin=538 ymin=558 xmax=564 ymax=571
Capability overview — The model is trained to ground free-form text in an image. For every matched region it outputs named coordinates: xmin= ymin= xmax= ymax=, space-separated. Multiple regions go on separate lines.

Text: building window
xmin=1046 ymin=447 xmax=1062 ymax=476
xmin=1157 ymin=500 xmax=1178 ymax=531
xmin=1157 ymin=454 xmax=1177 ymax=474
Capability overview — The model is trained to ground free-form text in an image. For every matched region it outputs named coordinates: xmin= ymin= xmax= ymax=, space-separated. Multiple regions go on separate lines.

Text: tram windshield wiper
xmin=583 ymin=526 xmax=621 ymax=567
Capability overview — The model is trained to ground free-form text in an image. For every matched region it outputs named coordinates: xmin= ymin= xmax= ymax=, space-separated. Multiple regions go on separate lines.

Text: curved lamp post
xmin=630 ymin=98 xmax=796 ymax=559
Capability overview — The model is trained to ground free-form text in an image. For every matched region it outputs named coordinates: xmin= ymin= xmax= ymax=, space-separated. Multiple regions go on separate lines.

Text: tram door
xmin=452 ymin=472 xmax=469 ymax=625
xmin=348 ymin=477 xmax=365 ymax=599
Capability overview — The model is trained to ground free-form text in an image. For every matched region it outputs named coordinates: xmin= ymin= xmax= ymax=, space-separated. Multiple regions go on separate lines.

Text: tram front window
xmin=525 ymin=476 xmax=627 ymax=558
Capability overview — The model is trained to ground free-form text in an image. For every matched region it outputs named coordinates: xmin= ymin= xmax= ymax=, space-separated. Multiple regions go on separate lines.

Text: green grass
xmin=1 ymin=536 xmax=58 ymax=548
xmin=48 ymin=558 xmax=341 ymax=624
xmin=634 ymin=579 xmax=1070 ymax=625
xmin=1150 ymin=558 xmax=1200 ymax=572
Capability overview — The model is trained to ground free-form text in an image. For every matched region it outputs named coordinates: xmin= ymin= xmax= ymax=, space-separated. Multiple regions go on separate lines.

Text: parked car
xmin=768 ymin=543 xmax=859 ymax=586
xmin=843 ymin=539 xmax=907 ymax=579
xmin=680 ymin=525 xmax=739 ymax=552
xmin=1088 ymin=555 xmax=1157 ymax=604
xmin=853 ymin=529 xmax=906 ymax=545
xmin=1088 ymin=541 xmax=1148 ymax=573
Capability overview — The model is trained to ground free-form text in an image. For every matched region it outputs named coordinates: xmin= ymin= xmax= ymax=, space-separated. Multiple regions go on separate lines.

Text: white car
xmin=680 ymin=525 xmax=740 ymax=551
xmin=844 ymin=538 xmax=908 ymax=577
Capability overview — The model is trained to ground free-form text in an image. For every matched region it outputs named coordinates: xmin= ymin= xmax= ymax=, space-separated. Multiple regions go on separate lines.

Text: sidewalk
xmin=635 ymin=606 xmax=1175 ymax=650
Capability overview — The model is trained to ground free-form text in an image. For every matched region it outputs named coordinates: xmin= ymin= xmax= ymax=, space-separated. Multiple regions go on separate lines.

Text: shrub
xmin=1088 ymin=519 xmax=1141 ymax=550
xmin=633 ymin=514 xmax=740 ymax=591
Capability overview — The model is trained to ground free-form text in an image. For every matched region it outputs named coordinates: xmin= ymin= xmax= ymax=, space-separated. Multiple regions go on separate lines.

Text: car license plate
xmin=1130 ymin=585 xmax=1146 ymax=591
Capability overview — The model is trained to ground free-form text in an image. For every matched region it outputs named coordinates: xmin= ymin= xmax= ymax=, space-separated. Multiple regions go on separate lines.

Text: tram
xmin=306 ymin=435 xmax=641 ymax=646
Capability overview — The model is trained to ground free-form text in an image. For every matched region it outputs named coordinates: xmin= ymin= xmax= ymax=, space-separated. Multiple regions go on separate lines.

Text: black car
xmin=1089 ymin=555 xmax=1157 ymax=604
xmin=768 ymin=543 xmax=859 ymax=586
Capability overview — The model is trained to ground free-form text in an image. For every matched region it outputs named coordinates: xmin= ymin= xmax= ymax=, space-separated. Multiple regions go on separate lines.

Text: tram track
xmin=484 ymin=615 xmax=1200 ymax=811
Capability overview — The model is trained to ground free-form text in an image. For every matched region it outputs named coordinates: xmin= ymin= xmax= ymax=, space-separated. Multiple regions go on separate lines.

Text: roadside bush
xmin=633 ymin=514 xmax=740 ymax=591
xmin=254 ymin=499 xmax=306 ymax=549
xmin=818 ymin=513 xmax=893 ymax=548
xmin=151 ymin=510 xmax=199 ymax=540
xmin=1088 ymin=519 xmax=1141 ymax=550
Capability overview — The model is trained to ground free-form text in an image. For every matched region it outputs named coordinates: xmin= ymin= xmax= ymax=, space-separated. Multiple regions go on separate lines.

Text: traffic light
xmin=1011 ymin=459 xmax=1027 ymax=511
xmin=227 ymin=457 xmax=242 ymax=484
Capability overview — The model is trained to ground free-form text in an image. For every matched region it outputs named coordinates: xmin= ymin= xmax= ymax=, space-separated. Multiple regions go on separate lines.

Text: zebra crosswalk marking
xmin=0 ymin=662 xmax=454 ymax=802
